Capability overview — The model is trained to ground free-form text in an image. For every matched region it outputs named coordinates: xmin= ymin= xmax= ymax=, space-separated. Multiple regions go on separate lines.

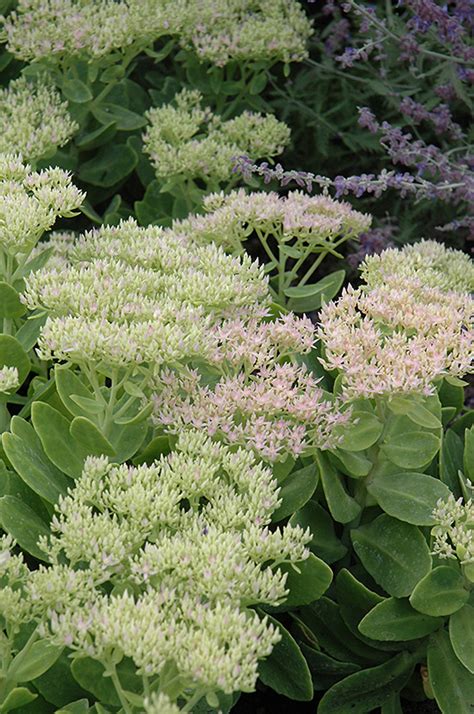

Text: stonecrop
xmin=361 ymin=239 xmax=474 ymax=294
xmin=318 ymin=258 xmax=473 ymax=400
xmin=176 ymin=188 xmax=372 ymax=253
xmin=0 ymin=77 xmax=78 ymax=161
xmin=152 ymin=314 xmax=351 ymax=462
xmin=0 ymin=366 xmax=19 ymax=393
xmin=143 ymin=90 xmax=290 ymax=186
xmin=2 ymin=0 xmax=312 ymax=66
xmin=431 ymin=495 xmax=474 ymax=568
xmin=3 ymin=432 xmax=310 ymax=706
xmin=23 ymin=218 xmax=269 ymax=372
xmin=0 ymin=154 xmax=84 ymax=260
xmin=178 ymin=0 xmax=313 ymax=66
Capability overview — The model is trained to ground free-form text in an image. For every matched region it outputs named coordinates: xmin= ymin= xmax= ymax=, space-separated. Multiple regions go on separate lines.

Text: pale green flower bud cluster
xmin=0 ymin=155 xmax=84 ymax=257
xmin=0 ymin=77 xmax=78 ymax=161
xmin=431 ymin=495 xmax=474 ymax=566
xmin=318 ymin=242 xmax=473 ymax=400
xmin=0 ymin=536 xmax=31 ymax=627
xmin=0 ymin=366 xmax=19 ymax=393
xmin=23 ymin=218 xmax=269 ymax=370
xmin=144 ymin=693 xmax=181 ymax=714
xmin=25 ymin=432 xmax=310 ymax=698
xmin=178 ymin=0 xmax=313 ymax=66
xmin=175 ymin=188 xmax=372 ymax=253
xmin=30 ymin=230 xmax=76 ymax=270
xmin=1 ymin=0 xmax=185 ymax=62
xmin=143 ymin=90 xmax=290 ymax=184
xmin=361 ymin=239 xmax=474 ymax=294
xmin=2 ymin=0 xmax=311 ymax=67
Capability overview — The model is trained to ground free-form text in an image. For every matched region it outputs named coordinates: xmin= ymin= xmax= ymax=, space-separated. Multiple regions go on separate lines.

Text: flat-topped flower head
xmin=175 ymin=188 xmax=372 ymax=253
xmin=152 ymin=314 xmax=350 ymax=462
xmin=23 ymin=218 xmax=269 ymax=370
xmin=0 ymin=155 xmax=84 ymax=257
xmin=361 ymin=240 xmax=474 ymax=294
xmin=143 ymin=90 xmax=290 ymax=185
xmin=179 ymin=0 xmax=313 ymax=66
xmin=1 ymin=0 xmax=184 ymax=62
xmin=431 ymin=495 xmax=474 ymax=566
xmin=318 ymin=282 xmax=473 ymax=400
xmin=0 ymin=366 xmax=19 ymax=393
xmin=0 ymin=77 xmax=78 ymax=161
xmin=27 ymin=432 xmax=310 ymax=699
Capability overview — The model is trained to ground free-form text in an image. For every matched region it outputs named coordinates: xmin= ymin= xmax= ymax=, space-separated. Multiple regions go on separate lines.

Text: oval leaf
xmin=70 ymin=417 xmax=116 ymax=457
xmin=337 ymin=411 xmax=383 ymax=452
xmin=0 ymin=335 xmax=30 ymax=386
xmin=359 ymin=598 xmax=443 ymax=641
xmin=449 ymin=604 xmax=474 ymax=674
xmin=410 ymin=566 xmax=469 ymax=617
xmin=31 ymin=402 xmax=88 ymax=479
xmin=367 ymin=471 xmax=451 ymax=525
xmin=380 ymin=432 xmax=440 ymax=469
xmin=351 ymin=515 xmax=432 ymax=597
xmin=428 ymin=630 xmax=474 ymax=714
xmin=269 ymin=554 xmax=333 ymax=611
xmin=0 ymin=495 xmax=49 ymax=561
xmin=271 ymin=462 xmax=318 ymax=522
xmin=0 ymin=282 xmax=25 ymax=318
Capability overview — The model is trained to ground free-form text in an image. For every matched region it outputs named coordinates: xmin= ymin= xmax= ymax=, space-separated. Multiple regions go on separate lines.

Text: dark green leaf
xmin=92 ymin=103 xmax=147 ymax=130
xmin=286 ymin=270 xmax=345 ymax=312
xmin=0 ymin=495 xmax=49 ymax=560
xmin=271 ymin=462 xmax=318 ymax=522
xmin=268 ymin=554 xmax=332 ymax=611
xmin=428 ymin=630 xmax=474 ymax=714
xmin=338 ymin=411 xmax=383 ymax=452
xmin=0 ymin=335 xmax=30 ymax=386
xmin=290 ymin=500 xmax=347 ymax=564
xmin=351 ymin=515 xmax=432 ymax=597
xmin=0 ymin=283 xmax=25 ymax=318
xmin=359 ymin=598 xmax=443 ymax=641
xmin=367 ymin=471 xmax=451 ymax=525
xmin=78 ymin=144 xmax=138 ymax=187
xmin=319 ymin=453 xmax=361 ymax=524
xmin=449 ymin=604 xmax=474 ymax=674
xmin=257 ymin=613 xmax=313 ymax=701
xmin=410 ymin=566 xmax=469 ymax=616
xmin=380 ymin=432 xmax=440 ymax=469
xmin=62 ymin=78 xmax=93 ymax=103
xmin=0 ymin=687 xmax=37 ymax=712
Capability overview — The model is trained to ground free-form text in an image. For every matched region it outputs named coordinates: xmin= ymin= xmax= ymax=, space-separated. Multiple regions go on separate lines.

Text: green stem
xmin=182 ymin=688 xmax=206 ymax=712
xmin=109 ymin=665 xmax=133 ymax=714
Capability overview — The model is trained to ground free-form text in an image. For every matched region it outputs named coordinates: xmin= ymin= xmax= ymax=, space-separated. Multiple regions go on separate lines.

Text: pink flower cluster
xmin=151 ymin=313 xmax=350 ymax=462
xmin=318 ymin=282 xmax=473 ymax=399
xmin=153 ymin=363 xmax=350 ymax=463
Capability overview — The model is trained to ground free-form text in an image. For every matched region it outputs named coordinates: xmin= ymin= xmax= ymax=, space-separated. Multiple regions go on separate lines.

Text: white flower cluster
xmin=431 ymin=495 xmax=474 ymax=566
xmin=175 ymin=188 xmax=372 ymax=253
xmin=0 ymin=154 xmax=84 ymax=258
xmin=23 ymin=218 xmax=269 ymax=370
xmin=2 ymin=0 xmax=311 ymax=66
xmin=361 ymin=239 xmax=474 ymax=294
xmin=318 ymin=243 xmax=474 ymax=400
xmin=23 ymin=432 xmax=310 ymax=699
xmin=0 ymin=366 xmax=19 ymax=393
xmin=0 ymin=77 xmax=78 ymax=161
xmin=143 ymin=89 xmax=290 ymax=185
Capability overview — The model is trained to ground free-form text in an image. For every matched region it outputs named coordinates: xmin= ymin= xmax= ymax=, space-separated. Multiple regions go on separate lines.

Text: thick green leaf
xmin=69 ymin=394 xmax=104 ymax=415
xmin=62 ymin=78 xmax=93 ymax=103
xmin=132 ymin=435 xmax=171 ymax=466
xmin=55 ymin=701 xmax=90 ymax=714
xmin=359 ymin=598 xmax=443 ymax=641
xmin=107 ymin=420 xmax=148 ymax=463
xmin=380 ymin=432 xmax=440 ymax=469
xmin=55 ymin=366 xmax=94 ymax=417
xmin=286 ymin=270 xmax=345 ymax=312
xmin=0 ymin=282 xmax=25 ymax=318
xmin=34 ymin=651 xmax=90 ymax=706
xmin=290 ymin=500 xmax=347 ymax=564
xmin=0 ymin=687 xmax=37 ymax=712
xmin=319 ymin=453 xmax=361 ymax=524
xmin=15 ymin=313 xmax=47 ymax=352
xmin=298 ymin=597 xmax=382 ymax=664
xmin=70 ymin=417 xmax=116 ymax=457
xmin=332 ymin=448 xmax=372 ymax=478
xmin=318 ymin=652 xmax=414 ymax=714
xmin=31 ymin=402 xmax=88 ymax=478
xmin=337 ymin=411 xmax=383 ymax=452
xmin=410 ymin=566 xmax=469 ymax=616
xmin=388 ymin=396 xmax=441 ymax=429
xmin=2 ymin=430 xmax=70 ymax=503
xmin=440 ymin=429 xmax=463 ymax=497
xmin=351 ymin=515 xmax=432 ymax=597
xmin=428 ymin=630 xmax=474 ymax=714
xmin=92 ymin=103 xmax=147 ymax=130
xmin=449 ymin=604 xmax=474 ymax=673
xmin=71 ymin=658 xmax=120 ymax=706
xmin=300 ymin=644 xmax=360 ymax=690
xmin=0 ymin=495 xmax=49 ymax=560
xmin=464 ymin=426 xmax=474 ymax=480
xmin=257 ymin=614 xmax=313 ymax=701
xmin=271 ymin=462 xmax=318 ymax=522
xmin=76 ymin=122 xmax=117 ymax=150
xmin=268 ymin=554 xmax=332 ymax=611
xmin=335 ymin=569 xmax=384 ymax=632
xmin=0 ymin=335 xmax=30 ymax=386
xmin=367 ymin=471 xmax=451 ymax=525
xmin=10 ymin=640 xmax=62 ymax=682
xmin=78 ymin=144 xmax=138 ymax=187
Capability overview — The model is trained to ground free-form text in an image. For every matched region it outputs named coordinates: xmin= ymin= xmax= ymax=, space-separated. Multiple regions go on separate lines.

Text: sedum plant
xmin=0 ymin=77 xmax=78 ymax=163
xmin=142 ymin=90 xmax=290 ymax=213
xmin=0 ymin=431 xmax=315 ymax=712
xmin=174 ymin=188 xmax=371 ymax=307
